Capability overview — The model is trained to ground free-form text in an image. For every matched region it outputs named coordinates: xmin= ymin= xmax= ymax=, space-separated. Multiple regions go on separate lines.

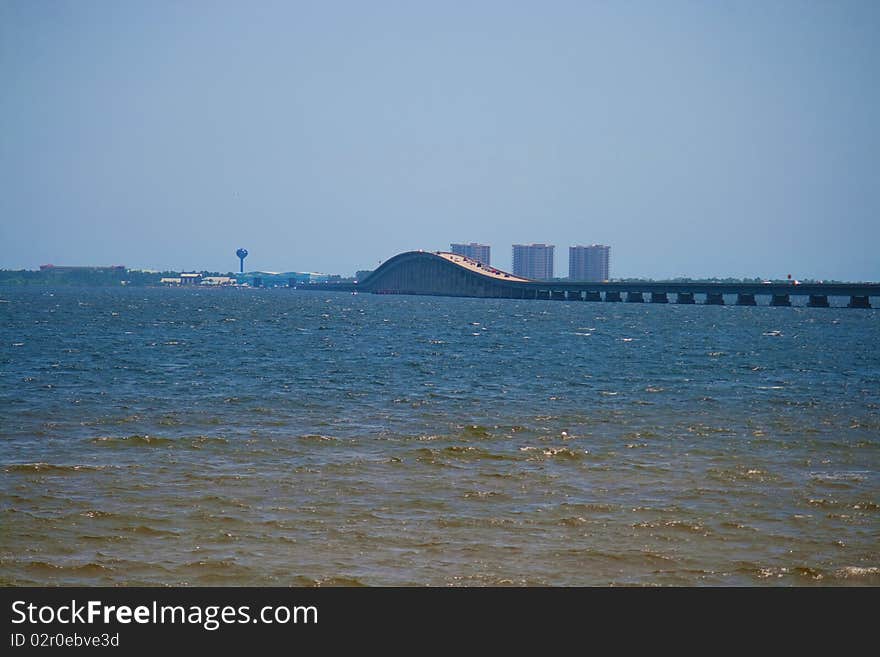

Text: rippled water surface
xmin=1 ymin=286 xmax=878 ymax=585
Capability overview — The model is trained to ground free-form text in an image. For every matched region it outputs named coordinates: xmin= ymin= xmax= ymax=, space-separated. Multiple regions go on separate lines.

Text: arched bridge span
xmin=348 ymin=251 xmax=880 ymax=307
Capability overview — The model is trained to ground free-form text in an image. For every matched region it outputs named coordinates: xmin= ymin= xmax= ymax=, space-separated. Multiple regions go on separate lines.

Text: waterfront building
xmin=569 ymin=245 xmax=611 ymax=281
xmin=39 ymin=264 xmax=126 ymax=273
xmin=512 ymin=244 xmax=554 ymax=280
xmin=235 ymin=271 xmax=331 ymax=288
xmin=450 ymin=243 xmax=491 ymax=266
xmin=179 ymin=273 xmax=203 ymax=285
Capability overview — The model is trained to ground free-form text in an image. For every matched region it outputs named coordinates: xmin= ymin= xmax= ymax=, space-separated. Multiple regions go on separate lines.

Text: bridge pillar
xmin=584 ymin=291 xmax=601 ymax=302
xmin=770 ymin=294 xmax=791 ymax=307
xmin=650 ymin=292 xmax=668 ymax=303
xmin=537 ymin=290 xmax=550 ymax=300
xmin=705 ymin=292 xmax=724 ymax=305
xmin=676 ymin=292 xmax=695 ymax=304
xmin=736 ymin=293 xmax=756 ymax=306
xmin=567 ymin=290 xmax=583 ymax=301
xmin=808 ymin=294 xmax=830 ymax=308
xmin=848 ymin=295 xmax=871 ymax=309
xmin=605 ymin=291 xmax=622 ymax=302
xmin=551 ymin=290 xmax=566 ymax=301
xmin=626 ymin=291 xmax=644 ymax=303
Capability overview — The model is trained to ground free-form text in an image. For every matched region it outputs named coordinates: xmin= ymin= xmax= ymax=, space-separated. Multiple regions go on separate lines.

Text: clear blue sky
xmin=2 ymin=1 xmax=878 ymax=279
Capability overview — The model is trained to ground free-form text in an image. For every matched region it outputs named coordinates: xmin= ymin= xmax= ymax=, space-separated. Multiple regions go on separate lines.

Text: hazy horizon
xmin=2 ymin=1 xmax=878 ymax=280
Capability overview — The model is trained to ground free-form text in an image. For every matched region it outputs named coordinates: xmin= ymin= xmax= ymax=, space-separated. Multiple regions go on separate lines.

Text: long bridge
xmin=327 ymin=251 xmax=879 ymax=308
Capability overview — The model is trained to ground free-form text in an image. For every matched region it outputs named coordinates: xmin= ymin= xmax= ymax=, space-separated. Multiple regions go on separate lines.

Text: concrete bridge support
xmin=771 ymin=294 xmax=791 ymax=307
xmin=605 ymin=291 xmax=622 ymax=302
xmin=676 ymin=292 xmax=695 ymax=304
xmin=848 ymin=295 xmax=871 ymax=308
xmin=584 ymin=291 xmax=601 ymax=302
xmin=705 ymin=292 xmax=724 ymax=305
xmin=808 ymin=295 xmax=830 ymax=308
xmin=626 ymin=292 xmax=645 ymax=303
xmin=736 ymin=293 xmax=756 ymax=306
xmin=651 ymin=292 xmax=669 ymax=303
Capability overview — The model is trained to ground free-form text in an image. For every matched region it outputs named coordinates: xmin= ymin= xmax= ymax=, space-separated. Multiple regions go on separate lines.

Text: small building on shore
xmin=236 ymin=271 xmax=331 ymax=288
xmin=201 ymin=276 xmax=235 ymax=286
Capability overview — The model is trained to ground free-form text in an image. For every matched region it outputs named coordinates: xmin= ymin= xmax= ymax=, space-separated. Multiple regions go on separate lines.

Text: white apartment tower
xmin=569 ymin=245 xmax=610 ymax=281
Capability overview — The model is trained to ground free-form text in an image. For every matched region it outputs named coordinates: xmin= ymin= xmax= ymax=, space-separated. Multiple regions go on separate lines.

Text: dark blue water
xmin=1 ymin=286 xmax=878 ymax=585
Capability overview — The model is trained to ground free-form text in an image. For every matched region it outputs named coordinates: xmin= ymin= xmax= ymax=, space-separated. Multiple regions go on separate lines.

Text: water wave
xmin=4 ymin=462 xmax=105 ymax=473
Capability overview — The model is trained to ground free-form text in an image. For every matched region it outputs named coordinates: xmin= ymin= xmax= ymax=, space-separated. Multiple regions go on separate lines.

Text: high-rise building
xmin=568 ymin=245 xmax=610 ymax=281
xmin=512 ymin=244 xmax=554 ymax=280
xmin=450 ymin=243 xmax=491 ymax=266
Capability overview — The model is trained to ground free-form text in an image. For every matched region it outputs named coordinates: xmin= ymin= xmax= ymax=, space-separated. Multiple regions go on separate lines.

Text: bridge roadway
xmin=312 ymin=251 xmax=880 ymax=308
